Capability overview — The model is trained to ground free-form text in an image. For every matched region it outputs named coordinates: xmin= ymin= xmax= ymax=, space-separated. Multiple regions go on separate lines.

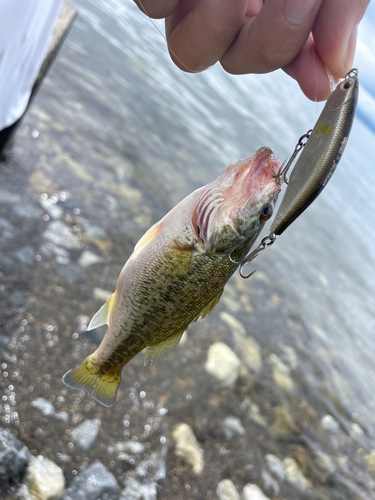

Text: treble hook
xmin=276 ymin=129 xmax=312 ymax=184
xmin=229 ymin=233 xmax=277 ymax=279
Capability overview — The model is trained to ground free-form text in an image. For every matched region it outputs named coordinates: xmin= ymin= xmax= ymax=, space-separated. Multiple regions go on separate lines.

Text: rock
xmin=269 ymin=354 xmax=295 ymax=393
xmin=93 ymin=288 xmax=113 ymax=302
xmin=10 ymin=291 xmax=25 ymax=306
xmin=40 ymin=242 xmax=70 ymax=265
xmin=269 ymin=405 xmax=299 ymax=438
xmin=108 ymin=441 xmax=145 ymax=456
xmin=172 ymin=423 xmax=204 ymax=475
xmin=78 ymin=250 xmax=104 ymax=267
xmin=283 ymin=457 xmax=309 ymax=492
xmin=364 ymin=450 xmax=375 ymax=477
xmin=265 ymin=454 xmax=285 ymax=481
xmin=31 ymin=398 xmax=55 ymax=416
xmin=71 ymin=419 xmax=101 ymax=452
xmin=205 ymin=342 xmax=241 ymax=387
xmin=0 ymin=428 xmax=30 ymax=491
xmin=242 ymin=483 xmax=271 ymax=500
xmin=119 ymin=477 xmax=157 ymax=500
xmin=320 ymin=415 xmax=340 ymax=434
xmin=240 ymin=398 xmax=267 ymax=428
xmin=261 ymin=470 xmax=279 ymax=496
xmin=350 ymin=423 xmax=364 ymax=440
xmin=136 ymin=445 xmax=167 ymax=482
xmin=39 ymin=198 xmax=63 ymax=220
xmin=43 ymin=221 xmax=82 ymax=249
xmin=314 ymin=451 xmax=335 ymax=482
xmin=216 ymin=479 xmax=240 ymax=500
xmin=223 ymin=417 xmax=246 ymax=440
xmin=26 ymin=456 xmax=65 ymax=500
xmin=62 ymin=462 xmax=119 ymax=500
xmin=13 ymin=246 xmax=35 ymax=265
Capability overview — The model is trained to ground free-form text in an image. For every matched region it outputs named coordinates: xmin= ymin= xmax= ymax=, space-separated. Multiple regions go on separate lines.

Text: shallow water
xmin=1 ymin=1 xmax=375 ymax=499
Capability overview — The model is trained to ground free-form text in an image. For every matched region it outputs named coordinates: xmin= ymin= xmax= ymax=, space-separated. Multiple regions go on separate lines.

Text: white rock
xmin=205 ymin=342 xmax=241 ymax=387
xmin=78 ymin=250 xmax=104 ymax=267
xmin=269 ymin=354 xmax=295 ymax=392
xmin=265 ymin=454 xmax=285 ymax=481
xmin=72 ymin=418 xmax=101 ymax=452
xmin=31 ymin=398 xmax=55 ymax=416
xmin=223 ymin=416 xmax=246 ymax=440
xmin=283 ymin=457 xmax=309 ymax=492
xmin=26 ymin=456 xmax=65 ymax=500
xmin=216 ymin=479 xmax=240 ymax=500
xmin=321 ymin=414 xmax=340 ymax=434
xmin=242 ymin=484 xmax=270 ymax=500
xmin=172 ymin=423 xmax=204 ymax=475
xmin=43 ymin=221 xmax=82 ymax=249
xmin=39 ymin=198 xmax=63 ymax=220
xmin=119 ymin=477 xmax=157 ymax=500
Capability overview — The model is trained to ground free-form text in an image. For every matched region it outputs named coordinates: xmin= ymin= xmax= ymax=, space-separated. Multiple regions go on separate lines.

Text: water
xmin=1 ymin=1 xmax=375 ymax=498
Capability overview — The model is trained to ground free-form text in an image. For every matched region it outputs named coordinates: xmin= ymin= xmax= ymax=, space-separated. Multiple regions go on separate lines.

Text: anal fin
xmin=145 ymin=331 xmax=185 ymax=365
xmin=87 ymin=293 xmax=115 ymax=331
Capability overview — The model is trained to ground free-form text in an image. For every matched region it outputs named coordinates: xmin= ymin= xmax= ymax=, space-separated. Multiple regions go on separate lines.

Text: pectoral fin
xmin=192 ymin=288 xmax=224 ymax=323
xmin=145 ymin=330 xmax=185 ymax=365
xmin=87 ymin=293 xmax=115 ymax=331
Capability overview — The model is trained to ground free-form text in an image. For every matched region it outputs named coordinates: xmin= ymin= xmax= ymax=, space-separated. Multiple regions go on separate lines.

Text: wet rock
xmin=321 ymin=415 xmax=340 ymax=434
xmin=119 ymin=477 xmax=157 ymax=500
xmin=40 ymin=242 xmax=70 ymax=265
xmin=265 ymin=454 xmax=285 ymax=481
xmin=82 ymin=220 xmax=107 ymax=239
xmin=269 ymin=405 xmax=299 ymax=438
xmin=93 ymin=287 xmax=113 ymax=302
xmin=261 ymin=470 xmax=279 ymax=496
xmin=72 ymin=419 xmax=101 ymax=452
xmin=78 ymin=250 xmax=104 ymax=267
xmin=26 ymin=456 xmax=65 ymax=500
xmin=172 ymin=423 xmax=204 ymax=475
xmin=315 ymin=450 xmax=335 ymax=481
xmin=216 ymin=478 xmax=240 ymax=500
xmin=0 ymin=428 xmax=30 ymax=491
xmin=205 ymin=342 xmax=241 ymax=387
xmin=240 ymin=397 xmax=267 ymax=428
xmin=364 ymin=450 xmax=375 ymax=477
xmin=62 ymin=462 xmax=119 ymax=500
xmin=283 ymin=457 xmax=309 ymax=492
xmin=108 ymin=441 xmax=145 ymax=456
xmin=39 ymin=198 xmax=63 ymax=219
xmin=13 ymin=246 xmax=35 ymax=265
xmin=136 ymin=445 xmax=167 ymax=482
xmin=10 ymin=291 xmax=25 ymax=306
xmin=31 ymin=398 xmax=55 ymax=416
xmin=242 ymin=483 xmax=271 ymax=500
xmin=350 ymin=423 xmax=365 ymax=440
xmin=223 ymin=416 xmax=246 ymax=440
xmin=43 ymin=220 xmax=82 ymax=249
xmin=12 ymin=203 xmax=42 ymax=220
xmin=269 ymin=354 xmax=295 ymax=393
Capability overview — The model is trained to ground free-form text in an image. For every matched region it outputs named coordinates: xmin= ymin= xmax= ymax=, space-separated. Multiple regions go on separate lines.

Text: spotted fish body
xmin=63 ymin=147 xmax=281 ymax=406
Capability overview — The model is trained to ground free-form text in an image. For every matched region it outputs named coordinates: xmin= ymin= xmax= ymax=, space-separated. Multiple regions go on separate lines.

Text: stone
xmin=0 ymin=428 xmax=30 ymax=491
xmin=71 ymin=419 xmax=101 ymax=452
xmin=40 ymin=242 xmax=70 ymax=265
xmin=314 ymin=451 xmax=335 ymax=482
xmin=172 ymin=423 xmax=204 ymax=475
xmin=43 ymin=220 xmax=82 ymax=249
xmin=78 ymin=250 xmax=104 ymax=267
xmin=283 ymin=457 xmax=309 ymax=492
xmin=39 ymin=198 xmax=63 ymax=219
xmin=108 ymin=441 xmax=145 ymax=456
xmin=31 ymin=398 xmax=55 ymax=416
xmin=26 ymin=456 xmax=65 ymax=500
xmin=222 ymin=416 xmax=246 ymax=440
xmin=13 ymin=246 xmax=35 ymax=265
xmin=136 ymin=445 xmax=167 ymax=482
xmin=261 ymin=470 xmax=279 ymax=496
xmin=265 ymin=454 xmax=285 ymax=481
xmin=320 ymin=415 xmax=340 ymax=434
xmin=216 ymin=479 xmax=240 ymax=500
xmin=364 ymin=450 xmax=375 ymax=477
xmin=205 ymin=342 xmax=241 ymax=387
xmin=242 ymin=483 xmax=271 ymax=500
xmin=269 ymin=405 xmax=298 ymax=438
xmin=119 ymin=477 xmax=157 ymax=500
xmin=240 ymin=398 xmax=267 ymax=428
xmin=269 ymin=354 xmax=295 ymax=392
xmin=62 ymin=462 xmax=119 ymax=500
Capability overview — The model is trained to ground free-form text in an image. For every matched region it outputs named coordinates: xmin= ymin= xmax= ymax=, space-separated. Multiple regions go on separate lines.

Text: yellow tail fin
xmin=62 ymin=354 xmax=121 ymax=407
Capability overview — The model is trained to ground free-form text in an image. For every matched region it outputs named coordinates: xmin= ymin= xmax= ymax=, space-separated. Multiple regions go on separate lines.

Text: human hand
xmin=134 ymin=0 xmax=369 ymax=101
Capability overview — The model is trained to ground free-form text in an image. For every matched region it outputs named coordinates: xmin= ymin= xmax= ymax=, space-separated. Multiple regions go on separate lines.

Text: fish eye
xmin=260 ymin=203 xmax=273 ymax=222
xmin=342 ymin=80 xmax=352 ymax=90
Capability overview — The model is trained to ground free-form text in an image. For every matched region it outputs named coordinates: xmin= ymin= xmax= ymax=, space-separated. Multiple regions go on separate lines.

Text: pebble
xmin=269 ymin=354 xmax=295 ymax=393
xmin=204 ymin=342 xmax=241 ymax=387
xmin=78 ymin=250 xmax=104 ymax=267
xmin=240 ymin=398 xmax=267 ymax=428
xmin=321 ymin=414 xmax=340 ymax=435
xmin=172 ymin=423 xmax=204 ymax=475
xmin=216 ymin=479 xmax=240 ymax=500
xmin=0 ymin=427 xmax=30 ymax=490
xmin=242 ymin=483 xmax=271 ymax=500
xmin=13 ymin=246 xmax=35 ymax=265
xmin=31 ymin=398 xmax=69 ymax=422
xmin=364 ymin=450 xmax=375 ymax=477
xmin=43 ymin=221 xmax=82 ymax=249
xmin=62 ymin=462 xmax=119 ymax=500
xmin=314 ymin=450 xmax=335 ymax=481
xmin=26 ymin=456 xmax=65 ymax=500
xmin=40 ymin=242 xmax=70 ymax=265
xmin=222 ymin=416 xmax=246 ymax=440
xmin=261 ymin=470 xmax=279 ymax=496
xmin=108 ymin=441 xmax=145 ymax=456
xmin=265 ymin=454 xmax=285 ymax=481
xmin=39 ymin=198 xmax=64 ymax=219
xmin=269 ymin=405 xmax=298 ymax=438
xmin=119 ymin=477 xmax=157 ymax=500
xmin=71 ymin=418 xmax=101 ymax=452
xmin=283 ymin=457 xmax=309 ymax=492
xmin=135 ymin=445 xmax=167 ymax=482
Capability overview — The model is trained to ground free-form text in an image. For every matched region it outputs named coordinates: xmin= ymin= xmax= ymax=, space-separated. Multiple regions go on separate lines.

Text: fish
xmin=62 ymin=147 xmax=281 ymax=406
xmin=270 ymin=69 xmax=358 ymax=236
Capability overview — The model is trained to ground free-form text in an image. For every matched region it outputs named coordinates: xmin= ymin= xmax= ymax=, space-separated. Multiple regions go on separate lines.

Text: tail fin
xmin=62 ymin=354 xmax=121 ymax=407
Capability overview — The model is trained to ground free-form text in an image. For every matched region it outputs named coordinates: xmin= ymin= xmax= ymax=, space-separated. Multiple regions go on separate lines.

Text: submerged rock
xmin=216 ymin=478 xmax=240 ymax=500
xmin=72 ymin=418 xmax=101 ymax=452
xmin=265 ymin=454 xmax=285 ymax=481
xmin=320 ymin=414 xmax=340 ymax=435
xmin=261 ymin=470 xmax=280 ymax=496
xmin=269 ymin=354 xmax=295 ymax=393
xmin=222 ymin=416 xmax=246 ymax=440
xmin=31 ymin=398 xmax=55 ymax=416
xmin=135 ymin=445 xmax=167 ymax=483
xmin=62 ymin=462 xmax=119 ymax=500
xmin=172 ymin=423 xmax=204 ymax=475
xmin=43 ymin=221 xmax=82 ymax=249
xmin=119 ymin=477 xmax=157 ymax=500
xmin=78 ymin=250 xmax=104 ymax=267
xmin=283 ymin=457 xmax=309 ymax=492
xmin=26 ymin=456 xmax=65 ymax=500
xmin=364 ymin=450 xmax=375 ymax=477
xmin=0 ymin=428 xmax=30 ymax=491
xmin=204 ymin=342 xmax=241 ymax=387
xmin=242 ymin=483 xmax=271 ymax=500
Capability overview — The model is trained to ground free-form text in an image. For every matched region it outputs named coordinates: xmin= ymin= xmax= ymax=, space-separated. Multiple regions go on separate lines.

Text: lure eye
xmin=342 ymin=80 xmax=352 ymax=90
xmin=260 ymin=203 xmax=273 ymax=222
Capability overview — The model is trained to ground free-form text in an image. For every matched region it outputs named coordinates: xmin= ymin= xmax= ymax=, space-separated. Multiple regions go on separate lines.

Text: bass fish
xmin=63 ymin=147 xmax=281 ymax=406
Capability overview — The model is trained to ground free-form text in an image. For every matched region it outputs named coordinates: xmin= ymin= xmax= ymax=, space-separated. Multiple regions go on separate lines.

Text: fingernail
xmin=283 ymin=0 xmax=317 ymax=25
xmin=344 ymin=25 xmax=358 ymax=71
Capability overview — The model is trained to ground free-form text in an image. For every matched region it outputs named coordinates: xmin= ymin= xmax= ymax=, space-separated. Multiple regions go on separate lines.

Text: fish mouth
xmin=242 ymin=147 xmax=281 ymax=198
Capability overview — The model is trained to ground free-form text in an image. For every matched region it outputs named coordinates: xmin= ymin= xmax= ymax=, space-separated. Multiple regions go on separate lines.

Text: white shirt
xmin=0 ymin=0 xmax=63 ymax=130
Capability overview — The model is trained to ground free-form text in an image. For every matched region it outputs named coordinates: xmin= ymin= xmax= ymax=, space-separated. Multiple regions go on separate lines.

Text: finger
xmin=283 ymin=35 xmax=331 ymax=101
xmin=133 ymin=0 xmax=179 ymax=20
xmin=313 ymin=0 xmax=370 ymax=78
xmin=220 ymin=0 xmax=323 ymax=75
xmin=165 ymin=0 xmax=251 ymax=72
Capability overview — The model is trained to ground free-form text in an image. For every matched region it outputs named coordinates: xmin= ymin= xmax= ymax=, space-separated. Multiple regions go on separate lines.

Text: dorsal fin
xmin=87 ymin=293 xmax=115 ymax=331
xmin=144 ymin=330 xmax=185 ymax=365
